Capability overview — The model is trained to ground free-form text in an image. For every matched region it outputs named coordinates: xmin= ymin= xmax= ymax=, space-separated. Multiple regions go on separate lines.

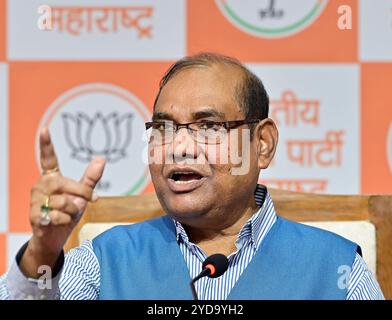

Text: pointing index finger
xmin=39 ymin=127 xmax=60 ymax=174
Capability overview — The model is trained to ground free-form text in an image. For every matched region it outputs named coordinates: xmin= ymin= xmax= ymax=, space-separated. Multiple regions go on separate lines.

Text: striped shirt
xmin=0 ymin=185 xmax=385 ymax=300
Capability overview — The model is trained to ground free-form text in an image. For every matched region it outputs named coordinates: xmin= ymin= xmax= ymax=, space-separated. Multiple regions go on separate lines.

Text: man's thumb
xmin=71 ymin=157 xmax=106 ymax=213
xmin=80 ymin=156 xmax=106 ymax=195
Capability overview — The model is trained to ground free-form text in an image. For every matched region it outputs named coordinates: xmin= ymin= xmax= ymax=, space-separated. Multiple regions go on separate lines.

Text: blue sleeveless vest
xmin=92 ymin=215 xmax=358 ymax=300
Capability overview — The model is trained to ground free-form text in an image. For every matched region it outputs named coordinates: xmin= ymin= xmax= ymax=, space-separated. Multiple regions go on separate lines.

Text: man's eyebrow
xmin=152 ymin=109 xmax=226 ymax=121
xmin=191 ymin=109 xmax=226 ymax=120
xmin=152 ymin=112 xmax=173 ymax=121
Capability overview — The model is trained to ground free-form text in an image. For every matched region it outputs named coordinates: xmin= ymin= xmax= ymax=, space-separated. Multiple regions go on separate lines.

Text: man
xmin=0 ymin=53 xmax=384 ymax=299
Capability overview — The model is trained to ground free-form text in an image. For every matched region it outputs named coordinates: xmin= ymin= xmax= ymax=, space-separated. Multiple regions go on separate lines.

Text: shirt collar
xmin=172 ymin=184 xmax=276 ymax=251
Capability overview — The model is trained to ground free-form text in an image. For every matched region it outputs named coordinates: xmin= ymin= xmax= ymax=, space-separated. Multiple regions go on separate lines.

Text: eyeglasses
xmin=145 ymin=119 xmax=261 ymax=145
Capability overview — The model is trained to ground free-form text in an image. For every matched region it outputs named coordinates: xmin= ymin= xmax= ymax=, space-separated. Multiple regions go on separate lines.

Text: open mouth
xmin=170 ymin=172 xmax=204 ymax=184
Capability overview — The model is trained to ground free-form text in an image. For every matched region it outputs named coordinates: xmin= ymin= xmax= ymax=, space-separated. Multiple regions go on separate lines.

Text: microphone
xmin=190 ymin=253 xmax=229 ymax=300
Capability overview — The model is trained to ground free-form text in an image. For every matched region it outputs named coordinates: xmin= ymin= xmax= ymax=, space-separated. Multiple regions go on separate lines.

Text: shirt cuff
xmin=5 ymin=241 xmax=64 ymax=300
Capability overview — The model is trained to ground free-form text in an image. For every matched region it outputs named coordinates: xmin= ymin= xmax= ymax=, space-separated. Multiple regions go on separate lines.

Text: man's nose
xmin=171 ymin=127 xmax=199 ymax=161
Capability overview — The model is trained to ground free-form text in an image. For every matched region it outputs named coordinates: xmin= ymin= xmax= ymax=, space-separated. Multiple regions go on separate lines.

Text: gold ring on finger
xmin=42 ymin=167 xmax=59 ymax=175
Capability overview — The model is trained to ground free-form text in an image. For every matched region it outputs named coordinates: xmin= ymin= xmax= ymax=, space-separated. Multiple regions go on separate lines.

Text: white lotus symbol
xmin=62 ymin=112 xmax=133 ymax=163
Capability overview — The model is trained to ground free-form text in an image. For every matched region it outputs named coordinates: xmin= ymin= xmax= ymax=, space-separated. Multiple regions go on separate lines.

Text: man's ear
xmin=254 ymin=118 xmax=279 ymax=169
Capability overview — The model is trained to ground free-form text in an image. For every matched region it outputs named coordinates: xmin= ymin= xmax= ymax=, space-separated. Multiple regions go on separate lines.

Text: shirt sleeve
xmin=347 ymin=252 xmax=385 ymax=300
xmin=0 ymin=241 xmax=63 ymax=300
xmin=0 ymin=274 xmax=9 ymax=299
xmin=0 ymin=240 xmax=100 ymax=300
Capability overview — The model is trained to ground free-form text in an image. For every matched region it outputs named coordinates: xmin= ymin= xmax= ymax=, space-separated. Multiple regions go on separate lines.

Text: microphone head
xmin=202 ymin=253 xmax=229 ymax=278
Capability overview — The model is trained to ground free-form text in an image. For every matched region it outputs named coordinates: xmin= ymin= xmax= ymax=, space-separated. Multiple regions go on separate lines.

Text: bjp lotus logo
xmin=216 ymin=0 xmax=328 ymax=38
xmin=62 ymin=112 xmax=133 ymax=163
xmin=387 ymin=123 xmax=392 ymax=174
xmin=37 ymin=83 xmax=151 ymax=196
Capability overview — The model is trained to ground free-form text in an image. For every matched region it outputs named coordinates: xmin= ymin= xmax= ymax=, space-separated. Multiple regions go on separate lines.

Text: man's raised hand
xmin=20 ymin=127 xmax=106 ymax=278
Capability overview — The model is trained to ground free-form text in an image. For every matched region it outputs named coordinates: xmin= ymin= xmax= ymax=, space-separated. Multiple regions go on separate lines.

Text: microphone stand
xmin=189 ymin=268 xmax=211 ymax=300
xmin=190 ymin=280 xmax=198 ymax=301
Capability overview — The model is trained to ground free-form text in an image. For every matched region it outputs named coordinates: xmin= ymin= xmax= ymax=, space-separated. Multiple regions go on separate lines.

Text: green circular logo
xmin=216 ymin=0 xmax=328 ymax=38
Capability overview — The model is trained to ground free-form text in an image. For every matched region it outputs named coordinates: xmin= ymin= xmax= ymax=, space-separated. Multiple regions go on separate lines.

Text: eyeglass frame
xmin=145 ymin=118 xmax=262 ymax=144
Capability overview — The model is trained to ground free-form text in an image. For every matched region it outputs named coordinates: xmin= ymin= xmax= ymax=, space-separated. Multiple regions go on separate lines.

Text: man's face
xmin=149 ymin=64 xmax=260 ymax=226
